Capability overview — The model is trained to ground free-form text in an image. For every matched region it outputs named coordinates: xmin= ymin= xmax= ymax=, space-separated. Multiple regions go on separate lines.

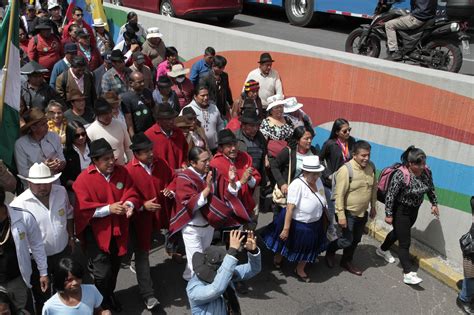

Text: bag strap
xmin=287 ymin=147 xmax=292 ymax=185
xmin=298 ymin=177 xmax=325 ymax=210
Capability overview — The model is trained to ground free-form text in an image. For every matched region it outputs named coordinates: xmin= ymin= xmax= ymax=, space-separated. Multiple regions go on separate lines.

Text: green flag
xmin=0 ymin=0 xmax=20 ymax=170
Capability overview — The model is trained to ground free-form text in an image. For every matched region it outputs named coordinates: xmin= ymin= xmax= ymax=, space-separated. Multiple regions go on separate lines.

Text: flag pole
xmin=0 ymin=0 xmax=17 ymax=126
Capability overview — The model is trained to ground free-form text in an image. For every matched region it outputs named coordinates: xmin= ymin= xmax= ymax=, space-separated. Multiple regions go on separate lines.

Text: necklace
xmin=0 ymin=219 xmax=11 ymax=256
xmin=202 ymin=108 xmax=210 ymax=132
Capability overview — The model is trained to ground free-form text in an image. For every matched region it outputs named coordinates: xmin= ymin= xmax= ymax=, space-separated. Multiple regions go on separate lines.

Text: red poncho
xmin=168 ymin=168 xmax=248 ymax=236
xmin=144 ymin=124 xmax=188 ymax=170
xmin=126 ymin=157 xmax=174 ymax=252
xmin=73 ymin=165 xmax=139 ymax=256
xmin=210 ymin=151 xmax=261 ymax=216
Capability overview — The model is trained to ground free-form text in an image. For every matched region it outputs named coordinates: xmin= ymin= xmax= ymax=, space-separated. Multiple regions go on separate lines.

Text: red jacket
xmin=73 ymin=164 xmax=139 ymax=256
xmin=63 ymin=20 xmax=96 ymax=48
xmin=126 ymin=157 xmax=174 ymax=252
xmin=144 ymin=123 xmax=188 ymax=170
xmin=210 ymin=151 xmax=261 ymax=216
xmin=78 ymin=45 xmax=102 ymax=72
xmin=27 ymin=34 xmax=63 ymax=72
xmin=226 ymin=117 xmax=241 ymax=132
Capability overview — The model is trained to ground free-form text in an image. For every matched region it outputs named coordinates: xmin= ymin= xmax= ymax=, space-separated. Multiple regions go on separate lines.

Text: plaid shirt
xmin=101 ymin=67 xmax=131 ymax=96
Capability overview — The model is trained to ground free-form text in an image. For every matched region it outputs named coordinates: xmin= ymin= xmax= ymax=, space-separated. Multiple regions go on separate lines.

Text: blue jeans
xmin=327 ymin=211 xmax=368 ymax=262
xmin=459 ymin=278 xmax=474 ymax=302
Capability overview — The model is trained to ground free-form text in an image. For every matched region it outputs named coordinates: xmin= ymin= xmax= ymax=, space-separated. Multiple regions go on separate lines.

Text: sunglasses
xmin=75 ymin=13 xmax=83 ymax=17
xmin=74 ymin=132 xmax=87 ymax=139
xmin=341 ymin=127 xmax=352 ymax=134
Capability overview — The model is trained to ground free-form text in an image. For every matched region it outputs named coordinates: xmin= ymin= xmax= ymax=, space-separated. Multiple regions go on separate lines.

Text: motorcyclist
xmin=385 ymin=0 xmax=438 ymax=61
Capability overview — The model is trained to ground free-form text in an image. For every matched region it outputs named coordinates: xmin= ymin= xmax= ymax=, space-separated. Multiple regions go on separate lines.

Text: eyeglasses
xmin=74 ymin=132 xmax=87 ymax=139
xmin=341 ymin=127 xmax=352 ymax=134
xmin=75 ymin=13 xmax=83 ymax=17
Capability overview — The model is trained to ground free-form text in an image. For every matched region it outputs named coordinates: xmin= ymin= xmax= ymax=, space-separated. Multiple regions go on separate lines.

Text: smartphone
xmin=222 ymin=230 xmax=248 ymax=245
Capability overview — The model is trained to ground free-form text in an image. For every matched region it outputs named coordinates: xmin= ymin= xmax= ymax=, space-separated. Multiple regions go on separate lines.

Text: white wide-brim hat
xmin=301 ymin=156 xmax=325 ymax=173
xmin=93 ymin=18 xmax=107 ymax=27
xmin=283 ymin=97 xmax=304 ymax=113
xmin=18 ymin=162 xmax=61 ymax=184
xmin=146 ymin=27 xmax=163 ymax=39
xmin=266 ymin=94 xmax=285 ymax=111
xmin=167 ymin=64 xmax=190 ymax=77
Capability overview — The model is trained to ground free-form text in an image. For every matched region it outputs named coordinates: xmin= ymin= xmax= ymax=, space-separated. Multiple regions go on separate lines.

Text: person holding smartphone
xmin=187 ymin=230 xmax=261 ymax=315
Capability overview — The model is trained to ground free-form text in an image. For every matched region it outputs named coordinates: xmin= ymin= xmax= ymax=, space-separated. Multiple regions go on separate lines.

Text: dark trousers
xmin=30 ymin=245 xmax=71 ymax=314
xmin=381 ymin=206 xmax=419 ymax=273
xmin=327 ymin=211 xmax=368 ymax=262
xmin=84 ymin=228 xmax=121 ymax=310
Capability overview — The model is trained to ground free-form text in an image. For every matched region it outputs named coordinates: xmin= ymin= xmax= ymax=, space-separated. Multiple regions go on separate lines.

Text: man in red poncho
xmin=168 ymin=147 xmax=249 ymax=281
xmin=126 ymin=133 xmax=173 ymax=311
xmin=210 ymin=129 xmax=261 ymax=223
xmin=73 ymin=138 xmax=138 ymax=312
xmin=145 ymin=103 xmax=188 ymax=170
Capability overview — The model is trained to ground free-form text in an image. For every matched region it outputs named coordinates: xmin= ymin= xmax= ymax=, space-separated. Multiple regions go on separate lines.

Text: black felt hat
xmin=258 ymin=52 xmax=274 ymax=64
xmin=110 ymin=49 xmax=126 ymax=61
xmin=239 ymin=109 xmax=260 ymax=124
xmin=130 ymin=133 xmax=153 ymax=151
xmin=94 ymin=98 xmax=113 ymax=115
xmin=217 ymin=129 xmax=237 ymax=145
xmin=154 ymin=103 xmax=178 ymax=120
xmin=157 ymin=75 xmax=172 ymax=88
xmin=192 ymin=246 xmax=227 ymax=283
xmin=89 ymin=138 xmax=115 ymax=158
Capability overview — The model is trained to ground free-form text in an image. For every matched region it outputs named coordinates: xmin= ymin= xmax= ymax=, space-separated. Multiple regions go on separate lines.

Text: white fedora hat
xmin=146 ymin=27 xmax=163 ymax=39
xmin=266 ymin=94 xmax=285 ymax=111
xmin=283 ymin=97 xmax=304 ymax=113
xmin=167 ymin=64 xmax=190 ymax=78
xmin=18 ymin=163 xmax=61 ymax=184
xmin=301 ymin=156 xmax=325 ymax=173
xmin=93 ymin=18 xmax=107 ymax=27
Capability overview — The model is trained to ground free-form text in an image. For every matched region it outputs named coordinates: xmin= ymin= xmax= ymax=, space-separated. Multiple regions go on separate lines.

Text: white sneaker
xmin=376 ymin=247 xmax=395 ymax=263
xmin=403 ymin=272 xmax=423 ymax=285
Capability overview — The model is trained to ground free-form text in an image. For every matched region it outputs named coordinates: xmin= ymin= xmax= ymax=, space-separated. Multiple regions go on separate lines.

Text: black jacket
xmin=60 ymin=147 xmax=85 ymax=191
xmin=271 ymin=146 xmax=319 ymax=188
xmin=319 ymin=137 xmax=356 ymax=188
xmin=411 ymin=0 xmax=437 ymax=21
xmin=235 ymin=128 xmax=268 ymax=184
xmin=199 ymin=71 xmax=233 ymax=117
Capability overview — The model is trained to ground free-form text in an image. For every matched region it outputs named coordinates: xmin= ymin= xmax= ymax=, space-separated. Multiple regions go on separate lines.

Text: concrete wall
xmin=103 ymin=3 xmax=474 ymax=270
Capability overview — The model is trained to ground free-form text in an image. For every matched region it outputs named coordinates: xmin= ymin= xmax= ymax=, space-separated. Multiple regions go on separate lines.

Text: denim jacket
xmin=186 ymin=248 xmax=262 ymax=315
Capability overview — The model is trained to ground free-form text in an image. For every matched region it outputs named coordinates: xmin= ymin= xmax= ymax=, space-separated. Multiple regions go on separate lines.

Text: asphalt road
xmin=110 ymin=210 xmax=461 ymax=314
xmin=201 ymin=5 xmax=474 ymax=76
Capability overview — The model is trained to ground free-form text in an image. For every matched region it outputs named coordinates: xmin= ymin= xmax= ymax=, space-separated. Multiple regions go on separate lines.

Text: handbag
xmin=272 ymin=148 xmax=291 ymax=207
xmin=460 ymin=231 xmax=474 ymax=255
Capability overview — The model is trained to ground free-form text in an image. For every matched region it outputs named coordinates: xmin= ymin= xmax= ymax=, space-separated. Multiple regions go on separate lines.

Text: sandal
xmin=294 ymin=269 xmax=310 ymax=283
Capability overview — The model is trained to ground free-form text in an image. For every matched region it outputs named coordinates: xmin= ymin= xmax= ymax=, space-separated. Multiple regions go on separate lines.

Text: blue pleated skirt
xmin=262 ymin=208 xmax=328 ymax=263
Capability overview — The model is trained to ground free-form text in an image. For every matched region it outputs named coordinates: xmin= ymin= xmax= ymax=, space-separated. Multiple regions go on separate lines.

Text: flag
xmin=0 ymin=1 xmax=20 ymax=170
xmin=65 ymin=0 xmax=75 ymax=22
xmin=89 ymin=0 xmax=109 ymax=31
xmin=74 ymin=0 xmax=93 ymax=26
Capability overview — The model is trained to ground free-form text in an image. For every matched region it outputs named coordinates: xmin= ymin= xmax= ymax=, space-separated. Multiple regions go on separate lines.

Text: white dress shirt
xmin=10 ymin=185 xmax=73 ymax=256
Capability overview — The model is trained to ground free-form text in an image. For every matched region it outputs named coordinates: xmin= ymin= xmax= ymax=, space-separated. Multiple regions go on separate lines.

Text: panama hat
xmin=301 ymin=156 xmax=325 ymax=173
xmin=167 ymin=64 xmax=190 ymax=78
xmin=283 ymin=97 xmax=304 ymax=113
xmin=18 ymin=162 xmax=61 ymax=184
xmin=93 ymin=18 xmax=107 ymax=27
xmin=266 ymin=94 xmax=285 ymax=112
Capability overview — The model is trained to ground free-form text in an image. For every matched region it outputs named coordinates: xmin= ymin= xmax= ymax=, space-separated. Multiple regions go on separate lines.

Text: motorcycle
xmin=344 ymin=0 xmax=471 ymax=73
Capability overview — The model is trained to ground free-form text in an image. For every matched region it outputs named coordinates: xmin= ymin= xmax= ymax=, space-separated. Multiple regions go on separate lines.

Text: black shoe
xmin=325 ymin=252 xmax=336 ymax=268
xmin=109 ymin=294 xmax=123 ymax=312
xmin=235 ymin=281 xmax=249 ymax=294
xmin=457 ymin=297 xmax=474 ymax=314
xmin=386 ymin=50 xmax=403 ymax=61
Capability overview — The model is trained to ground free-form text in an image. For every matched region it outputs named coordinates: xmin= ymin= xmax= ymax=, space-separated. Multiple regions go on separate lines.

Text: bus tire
xmin=284 ymin=0 xmax=329 ymax=27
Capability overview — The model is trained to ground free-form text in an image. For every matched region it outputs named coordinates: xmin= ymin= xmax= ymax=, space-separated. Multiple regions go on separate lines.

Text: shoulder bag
xmin=272 ymin=148 xmax=291 ymax=207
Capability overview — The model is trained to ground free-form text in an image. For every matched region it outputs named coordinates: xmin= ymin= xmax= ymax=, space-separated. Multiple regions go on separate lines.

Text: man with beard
xmin=126 ymin=133 xmax=173 ymax=311
xmin=11 ymin=163 xmax=74 ymax=314
xmin=73 ymin=138 xmax=138 ymax=312
xmin=181 ymin=85 xmax=224 ymax=153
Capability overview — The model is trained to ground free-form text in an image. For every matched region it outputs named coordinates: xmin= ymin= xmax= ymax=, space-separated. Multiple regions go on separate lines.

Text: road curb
xmin=366 ymin=223 xmax=463 ymax=291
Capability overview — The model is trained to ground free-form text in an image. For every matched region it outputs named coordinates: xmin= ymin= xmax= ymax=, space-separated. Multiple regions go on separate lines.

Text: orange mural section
xmin=184 ymin=51 xmax=474 ymax=136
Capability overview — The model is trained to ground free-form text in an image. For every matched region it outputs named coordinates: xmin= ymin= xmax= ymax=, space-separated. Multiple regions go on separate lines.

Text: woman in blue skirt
xmin=263 ymin=155 xmax=329 ymax=282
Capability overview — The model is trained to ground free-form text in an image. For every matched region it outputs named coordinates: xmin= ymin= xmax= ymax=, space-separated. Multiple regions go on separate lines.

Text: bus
xmin=243 ymin=0 xmax=450 ymax=27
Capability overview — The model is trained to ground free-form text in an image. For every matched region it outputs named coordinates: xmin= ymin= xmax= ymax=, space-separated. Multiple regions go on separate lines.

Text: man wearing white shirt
xmin=0 ymin=185 xmax=48 ymax=314
xmin=11 ymin=163 xmax=73 ymax=314
xmin=244 ymin=53 xmax=283 ymax=109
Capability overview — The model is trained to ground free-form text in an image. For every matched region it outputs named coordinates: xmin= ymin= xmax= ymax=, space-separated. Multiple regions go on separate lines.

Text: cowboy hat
xmin=20 ymin=108 xmax=47 ymax=135
xmin=93 ymin=18 xmax=107 ymax=27
xmin=301 ymin=156 xmax=325 ymax=173
xmin=18 ymin=163 xmax=61 ymax=184
xmin=67 ymin=93 xmax=86 ymax=102
xmin=167 ymin=64 xmax=190 ymax=78
xmin=146 ymin=27 xmax=163 ymax=39
xmin=283 ymin=97 xmax=304 ymax=113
